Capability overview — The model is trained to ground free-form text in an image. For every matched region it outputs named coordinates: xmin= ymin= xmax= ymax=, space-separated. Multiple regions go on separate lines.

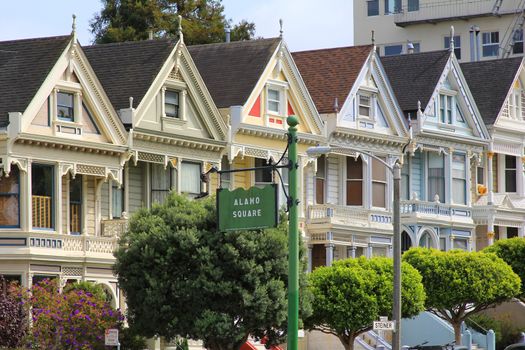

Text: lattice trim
xmin=244 ymin=147 xmax=269 ymax=159
xmin=62 ymin=267 xmax=83 ymax=277
xmin=76 ymin=164 xmax=105 ymax=176
xmin=137 ymin=151 xmax=164 ymax=163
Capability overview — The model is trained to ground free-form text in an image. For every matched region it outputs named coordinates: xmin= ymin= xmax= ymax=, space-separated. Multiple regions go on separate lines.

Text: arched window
xmin=419 ymin=231 xmax=433 ymax=248
xmin=402 ymin=231 xmax=412 ymax=253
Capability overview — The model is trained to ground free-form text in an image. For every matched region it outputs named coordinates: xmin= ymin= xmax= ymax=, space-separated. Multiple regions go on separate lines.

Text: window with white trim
xmin=57 ymin=92 xmax=74 ymax=121
xmin=401 ymin=161 xmax=410 ymax=200
xmin=151 ymin=163 xmax=175 ymax=204
xmin=220 ymin=156 xmax=231 ymax=189
xmin=316 ymin=156 xmax=326 ymax=204
xmin=482 ymin=31 xmax=499 ymax=57
xmin=367 ymin=0 xmax=379 ymax=15
xmin=505 ymin=155 xmax=517 ymax=193
xmin=428 ymin=153 xmax=445 ymax=202
xmin=508 ymin=81 xmax=522 ymax=120
xmin=372 ymin=157 xmax=387 ymax=208
xmin=181 ymin=162 xmax=201 ymax=195
xmin=358 ymin=94 xmax=371 ymax=118
xmin=267 ymin=88 xmax=281 ymax=114
xmin=165 ymin=90 xmax=180 ymax=118
xmin=452 ymin=153 xmax=466 ymax=204
xmin=346 ymin=157 xmax=363 ymax=206
xmin=439 ymin=94 xmax=453 ymax=124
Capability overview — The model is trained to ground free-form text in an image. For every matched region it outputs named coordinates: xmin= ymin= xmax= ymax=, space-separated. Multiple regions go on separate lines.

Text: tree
xmin=90 ymin=0 xmax=256 ymax=45
xmin=304 ymin=257 xmax=426 ymax=350
xmin=22 ymin=278 xmax=122 ymax=350
xmin=484 ymin=237 xmax=525 ymax=302
xmin=115 ymin=193 xmax=311 ymax=350
xmin=0 ymin=277 xmax=27 ymax=348
xmin=403 ymin=248 xmax=521 ymax=344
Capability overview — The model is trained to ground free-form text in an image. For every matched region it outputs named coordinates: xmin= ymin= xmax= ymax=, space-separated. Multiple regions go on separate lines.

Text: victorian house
xmin=293 ymin=45 xmax=410 ymax=269
xmin=188 ymin=38 xmax=325 ymax=216
xmin=0 ymin=32 xmax=128 ymax=307
xmin=382 ymin=48 xmax=490 ymax=252
xmin=461 ymin=57 xmax=525 ymax=249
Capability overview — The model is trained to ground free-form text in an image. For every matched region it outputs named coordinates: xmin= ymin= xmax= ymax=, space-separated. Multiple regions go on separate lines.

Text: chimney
xmin=407 ymin=41 xmax=415 ymax=54
xmin=225 ymin=24 xmax=231 ymax=43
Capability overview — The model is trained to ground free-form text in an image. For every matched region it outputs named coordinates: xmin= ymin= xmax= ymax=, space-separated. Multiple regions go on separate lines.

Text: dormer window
xmin=57 ymin=92 xmax=74 ymax=121
xmin=267 ymin=88 xmax=281 ymax=114
xmin=165 ymin=90 xmax=180 ymax=118
xmin=509 ymin=81 xmax=522 ymax=120
xmin=358 ymin=95 xmax=372 ymax=118
xmin=439 ymin=94 xmax=452 ymax=124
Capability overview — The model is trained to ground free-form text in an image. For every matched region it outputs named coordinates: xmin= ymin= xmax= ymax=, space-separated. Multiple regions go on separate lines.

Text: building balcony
xmin=306 ymin=204 xmax=392 ymax=230
xmin=400 ymin=199 xmax=473 ymax=226
xmin=393 ymin=0 xmax=514 ymax=27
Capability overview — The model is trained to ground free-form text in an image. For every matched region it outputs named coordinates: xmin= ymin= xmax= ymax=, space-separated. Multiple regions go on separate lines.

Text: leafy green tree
xmin=403 ymin=248 xmax=521 ymax=344
xmin=115 ymin=193 xmax=310 ymax=350
xmin=484 ymin=237 xmax=525 ymax=302
xmin=304 ymin=257 xmax=426 ymax=350
xmin=90 ymin=0 xmax=256 ymax=45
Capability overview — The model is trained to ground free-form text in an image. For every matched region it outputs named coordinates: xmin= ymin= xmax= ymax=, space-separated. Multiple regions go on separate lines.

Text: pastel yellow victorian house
xmin=189 ymin=37 xmax=325 ymax=219
xmin=0 ymin=30 xmax=128 ymax=306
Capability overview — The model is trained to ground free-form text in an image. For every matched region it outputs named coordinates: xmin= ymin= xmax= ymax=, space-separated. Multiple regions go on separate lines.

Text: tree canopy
xmin=304 ymin=257 xmax=426 ymax=350
xmin=484 ymin=237 xmax=525 ymax=302
xmin=403 ymin=248 xmax=521 ymax=344
xmin=90 ymin=0 xmax=256 ymax=45
xmin=114 ymin=193 xmax=311 ymax=350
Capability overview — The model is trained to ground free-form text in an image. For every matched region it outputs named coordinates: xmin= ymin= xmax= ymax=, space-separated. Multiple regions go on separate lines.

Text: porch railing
xmin=32 ymin=195 xmax=52 ymax=228
xmin=307 ymin=204 xmax=392 ymax=225
xmin=400 ymin=200 xmax=472 ymax=218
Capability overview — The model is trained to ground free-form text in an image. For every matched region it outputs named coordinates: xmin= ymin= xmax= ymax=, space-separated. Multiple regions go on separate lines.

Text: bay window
xmin=181 ymin=162 xmax=202 ymax=195
xmin=428 ymin=153 xmax=445 ymax=202
xmin=316 ymin=156 xmax=326 ymax=204
xmin=32 ymin=164 xmax=54 ymax=229
xmin=452 ymin=154 xmax=466 ymax=204
xmin=151 ymin=163 xmax=174 ymax=204
xmin=372 ymin=157 xmax=387 ymax=208
xmin=69 ymin=175 xmax=82 ymax=234
xmin=346 ymin=157 xmax=363 ymax=206
xmin=0 ymin=167 xmax=19 ymax=227
xmin=505 ymin=155 xmax=517 ymax=192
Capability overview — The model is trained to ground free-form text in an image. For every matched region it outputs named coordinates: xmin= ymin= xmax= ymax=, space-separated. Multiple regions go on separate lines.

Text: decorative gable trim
xmin=494 ymin=63 xmax=524 ymax=125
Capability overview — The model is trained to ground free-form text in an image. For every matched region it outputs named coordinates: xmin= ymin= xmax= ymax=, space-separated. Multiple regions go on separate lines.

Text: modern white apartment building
xmin=354 ymin=0 xmax=525 ymax=61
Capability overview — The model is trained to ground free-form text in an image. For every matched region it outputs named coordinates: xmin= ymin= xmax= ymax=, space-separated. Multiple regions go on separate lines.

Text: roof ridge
xmin=0 ymin=35 xmax=71 ymax=45
xmin=460 ymin=56 xmax=523 ymax=67
xmin=188 ymin=37 xmax=280 ymax=49
xmin=83 ymin=38 xmax=176 ymax=50
xmin=292 ymin=44 xmax=373 ymax=55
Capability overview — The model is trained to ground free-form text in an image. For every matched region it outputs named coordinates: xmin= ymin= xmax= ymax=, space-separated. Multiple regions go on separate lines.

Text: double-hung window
xmin=181 ymin=162 xmax=201 ymax=195
xmin=444 ymin=35 xmax=461 ymax=59
xmin=69 ymin=175 xmax=82 ymax=234
xmin=255 ymin=158 xmax=273 ymax=187
xmin=428 ymin=153 xmax=445 ymax=202
xmin=316 ymin=156 xmax=326 ymax=204
xmin=220 ymin=156 xmax=231 ymax=189
xmin=505 ymin=155 xmax=517 ymax=192
xmin=151 ymin=163 xmax=174 ymax=204
xmin=513 ymin=29 xmax=524 ymax=54
xmin=57 ymin=92 xmax=74 ymax=121
xmin=267 ymin=88 xmax=281 ymax=114
xmin=482 ymin=31 xmax=499 ymax=57
xmin=165 ymin=90 xmax=180 ymax=118
xmin=372 ymin=157 xmax=387 ymax=208
xmin=32 ymin=164 xmax=54 ymax=229
xmin=0 ymin=167 xmax=20 ymax=227
xmin=358 ymin=95 xmax=371 ymax=118
xmin=384 ymin=0 xmax=401 ymax=14
xmin=346 ymin=157 xmax=363 ymax=206
xmin=509 ymin=82 xmax=522 ymax=119
xmin=112 ymin=182 xmax=124 ymax=219
xmin=452 ymin=154 xmax=466 ymax=204
xmin=439 ymin=94 xmax=453 ymax=124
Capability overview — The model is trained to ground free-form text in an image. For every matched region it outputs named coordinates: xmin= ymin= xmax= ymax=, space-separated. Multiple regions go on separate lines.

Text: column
xmin=124 ymin=164 xmax=129 ymax=214
xmin=55 ymin=164 xmax=62 ymax=234
xmin=367 ymin=243 xmax=373 ymax=258
xmin=347 ymin=246 xmax=356 ymax=259
xmin=180 ymin=90 xmax=187 ymax=120
xmin=519 ymin=222 xmax=525 ymax=238
xmin=307 ymin=245 xmax=313 ymax=273
xmin=518 ymin=155 xmax=525 ymax=197
xmin=74 ymin=92 xmax=82 ymax=123
xmin=82 ymin=176 xmax=87 ymax=235
xmin=325 ymin=243 xmax=334 ymax=267
xmin=487 ymin=151 xmax=494 ymax=205
xmin=25 ymin=162 xmax=32 ymax=231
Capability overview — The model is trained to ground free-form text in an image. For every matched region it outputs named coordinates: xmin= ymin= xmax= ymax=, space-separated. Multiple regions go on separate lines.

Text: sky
xmin=0 ymin=0 xmax=353 ymax=52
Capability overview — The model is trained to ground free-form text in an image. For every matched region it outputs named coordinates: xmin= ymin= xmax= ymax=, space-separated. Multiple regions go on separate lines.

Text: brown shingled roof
xmin=292 ymin=45 xmax=373 ymax=114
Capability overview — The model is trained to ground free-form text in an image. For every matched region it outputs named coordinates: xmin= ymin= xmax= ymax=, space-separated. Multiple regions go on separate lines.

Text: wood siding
xmin=128 ymin=163 xmax=145 ymax=214
xmin=326 ymin=156 xmax=339 ymax=204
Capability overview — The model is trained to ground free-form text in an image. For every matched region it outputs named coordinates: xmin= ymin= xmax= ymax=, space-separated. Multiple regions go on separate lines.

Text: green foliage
xmin=91 ymin=0 xmax=256 ymax=45
xmin=484 ymin=238 xmax=525 ymax=301
xmin=115 ymin=193 xmax=310 ymax=350
xmin=119 ymin=327 xmax=148 ymax=350
xmin=304 ymin=257 xmax=426 ymax=350
xmin=63 ymin=280 xmax=108 ymax=303
xmin=468 ymin=313 xmax=523 ymax=350
xmin=403 ymin=248 xmax=521 ymax=343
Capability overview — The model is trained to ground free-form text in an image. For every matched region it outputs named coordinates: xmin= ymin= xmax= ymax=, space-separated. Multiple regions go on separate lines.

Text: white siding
xmin=326 ymin=156 xmax=340 ymax=204
xmin=101 ymin=182 xmax=110 ymax=220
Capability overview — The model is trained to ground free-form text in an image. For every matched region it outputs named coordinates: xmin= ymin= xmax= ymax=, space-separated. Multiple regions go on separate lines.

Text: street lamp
xmin=306 ymin=146 xmax=403 ymax=350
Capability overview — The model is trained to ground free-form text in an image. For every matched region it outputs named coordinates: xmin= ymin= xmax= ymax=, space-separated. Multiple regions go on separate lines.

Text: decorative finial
xmin=72 ymin=14 xmax=77 ymax=41
xmin=279 ymin=19 xmax=283 ymax=38
xmin=417 ymin=100 xmax=422 ymax=111
xmin=129 ymin=97 xmax=134 ymax=109
xmin=450 ymin=25 xmax=455 ymax=53
xmin=408 ymin=113 xmax=413 ymax=139
xmin=334 ymin=97 xmax=339 ymax=113
xmin=178 ymin=15 xmax=184 ymax=41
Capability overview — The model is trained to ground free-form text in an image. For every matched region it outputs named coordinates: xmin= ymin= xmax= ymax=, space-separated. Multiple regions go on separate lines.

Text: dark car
xmin=504 ymin=343 xmax=525 ymax=350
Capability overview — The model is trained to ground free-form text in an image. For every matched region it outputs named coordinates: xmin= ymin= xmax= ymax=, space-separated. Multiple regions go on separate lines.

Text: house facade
xmin=294 ymin=45 xmax=410 ymax=269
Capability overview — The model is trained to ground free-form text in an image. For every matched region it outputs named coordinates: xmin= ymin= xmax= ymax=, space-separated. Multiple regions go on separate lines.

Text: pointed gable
xmin=292 ymin=45 xmax=373 ymax=114
xmin=461 ymin=57 xmax=523 ymax=125
xmin=83 ymin=39 xmax=175 ymax=114
xmin=0 ymin=36 xmax=71 ymax=126
xmin=381 ymin=50 xmax=449 ymax=115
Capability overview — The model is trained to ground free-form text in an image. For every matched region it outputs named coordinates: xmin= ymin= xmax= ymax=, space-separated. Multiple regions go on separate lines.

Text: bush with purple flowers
xmin=18 ymin=278 xmax=122 ymax=350
xmin=0 ymin=276 xmax=27 ymax=348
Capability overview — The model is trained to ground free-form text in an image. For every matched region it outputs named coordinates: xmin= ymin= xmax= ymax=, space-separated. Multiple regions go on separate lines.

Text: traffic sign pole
xmin=287 ymin=116 xmax=299 ymax=350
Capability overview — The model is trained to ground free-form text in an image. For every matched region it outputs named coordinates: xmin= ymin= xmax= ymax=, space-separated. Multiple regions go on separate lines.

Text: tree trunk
xmin=452 ymin=321 xmax=462 ymax=346
xmin=339 ymin=335 xmax=356 ymax=350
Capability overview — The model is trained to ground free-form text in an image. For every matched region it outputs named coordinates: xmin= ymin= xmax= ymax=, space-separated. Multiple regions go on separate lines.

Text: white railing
xmin=62 ymin=235 xmax=118 ymax=254
xmin=307 ymin=204 xmax=392 ymax=226
xmin=101 ymin=218 xmax=129 ymax=238
xmin=400 ymin=200 xmax=472 ymax=218
xmin=394 ymin=0 xmax=498 ymax=25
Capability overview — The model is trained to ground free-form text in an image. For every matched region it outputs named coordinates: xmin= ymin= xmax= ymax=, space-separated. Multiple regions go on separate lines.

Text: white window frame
xmin=508 ymin=81 xmax=522 ymax=120
xmin=436 ymin=89 xmax=458 ymax=125
xmin=162 ymin=81 xmax=187 ymax=122
xmin=482 ymin=31 xmax=499 ymax=57
xmin=452 ymin=153 xmax=467 ymax=205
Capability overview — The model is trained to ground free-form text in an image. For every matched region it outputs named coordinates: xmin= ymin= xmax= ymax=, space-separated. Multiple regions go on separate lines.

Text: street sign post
xmin=105 ymin=329 xmax=120 ymax=349
xmin=373 ymin=320 xmax=396 ymax=331
xmin=217 ymin=184 xmax=278 ymax=231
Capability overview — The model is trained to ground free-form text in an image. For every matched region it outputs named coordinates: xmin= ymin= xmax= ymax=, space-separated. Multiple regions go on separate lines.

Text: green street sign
xmin=217 ymin=185 xmax=278 ymax=231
